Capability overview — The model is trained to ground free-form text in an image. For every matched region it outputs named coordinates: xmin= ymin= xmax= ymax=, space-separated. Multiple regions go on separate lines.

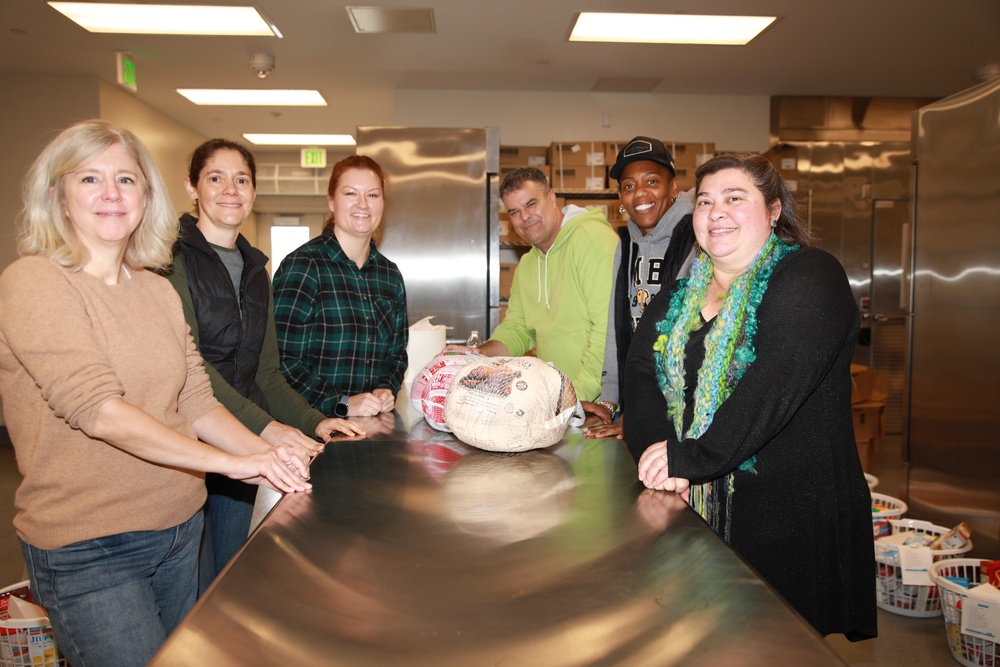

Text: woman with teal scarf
xmin=623 ymin=153 xmax=876 ymax=641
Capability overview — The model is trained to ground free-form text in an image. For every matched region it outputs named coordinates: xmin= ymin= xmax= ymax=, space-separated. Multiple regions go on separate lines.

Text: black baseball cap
xmin=609 ymin=136 xmax=676 ymax=180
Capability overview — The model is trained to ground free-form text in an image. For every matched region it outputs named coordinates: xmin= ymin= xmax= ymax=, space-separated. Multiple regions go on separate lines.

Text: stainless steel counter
xmin=150 ymin=403 xmax=847 ymax=666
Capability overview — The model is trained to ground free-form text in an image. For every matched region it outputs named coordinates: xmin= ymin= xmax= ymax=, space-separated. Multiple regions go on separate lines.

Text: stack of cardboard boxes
xmin=851 ymin=364 xmax=890 ymax=470
xmin=549 ymin=141 xmax=608 ymax=191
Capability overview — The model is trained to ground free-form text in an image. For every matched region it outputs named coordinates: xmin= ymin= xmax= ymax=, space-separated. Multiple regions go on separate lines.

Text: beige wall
xmin=98 ymin=80 xmax=207 ymax=222
xmin=394 ymin=90 xmax=771 ymax=152
xmin=0 ymin=74 xmax=101 ymax=273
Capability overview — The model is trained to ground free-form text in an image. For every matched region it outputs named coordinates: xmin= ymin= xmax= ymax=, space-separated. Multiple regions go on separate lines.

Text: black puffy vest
xmin=175 ymin=214 xmax=271 ymax=411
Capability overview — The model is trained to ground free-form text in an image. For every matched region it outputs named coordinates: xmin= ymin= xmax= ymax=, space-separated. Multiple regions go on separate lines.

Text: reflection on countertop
xmin=150 ymin=403 xmax=847 ymax=666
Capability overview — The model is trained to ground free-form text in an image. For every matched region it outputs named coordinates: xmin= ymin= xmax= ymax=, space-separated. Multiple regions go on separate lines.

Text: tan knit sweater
xmin=0 ymin=256 xmax=220 ymax=550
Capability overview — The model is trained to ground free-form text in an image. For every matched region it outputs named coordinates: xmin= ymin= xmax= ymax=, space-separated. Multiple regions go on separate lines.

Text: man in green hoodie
xmin=449 ymin=167 xmax=618 ymax=402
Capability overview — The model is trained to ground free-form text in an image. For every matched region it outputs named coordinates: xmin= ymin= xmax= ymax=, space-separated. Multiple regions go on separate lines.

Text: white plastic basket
xmin=864 ymin=472 xmax=879 ymax=489
xmin=874 ymin=519 xmax=974 ymax=618
xmin=929 ymin=559 xmax=1000 ymax=667
xmin=871 ymin=492 xmax=907 ymax=538
xmin=0 ymin=581 xmax=66 ymax=667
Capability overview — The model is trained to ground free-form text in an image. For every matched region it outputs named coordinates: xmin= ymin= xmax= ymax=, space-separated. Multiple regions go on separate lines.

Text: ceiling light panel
xmin=570 ymin=13 xmax=777 ymax=46
xmin=47 ymin=3 xmax=282 ymax=37
xmin=243 ymin=134 xmax=357 ymax=146
xmin=346 ymin=7 xmax=435 ymax=34
xmin=592 ymin=77 xmax=662 ymax=93
xmin=177 ymin=90 xmax=327 ymax=106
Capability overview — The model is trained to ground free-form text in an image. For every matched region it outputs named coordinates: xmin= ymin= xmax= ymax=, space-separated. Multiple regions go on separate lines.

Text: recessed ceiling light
xmin=346 ymin=6 xmax=435 ymax=34
xmin=243 ymin=134 xmax=357 ymax=146
xmin=47 ymin=2 xmax=282 ymax=37
xmin=592 ymin=77 xmax=661 ymax=93
xmin=569 ymin=13 xmax=777 ymax=46
xmin=177 ymin=90 xmax=327 ymax=106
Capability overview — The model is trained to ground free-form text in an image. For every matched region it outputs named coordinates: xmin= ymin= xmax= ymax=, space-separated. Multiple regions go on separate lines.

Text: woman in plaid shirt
xmin=273 ymin=155 xmax=408 ymax=418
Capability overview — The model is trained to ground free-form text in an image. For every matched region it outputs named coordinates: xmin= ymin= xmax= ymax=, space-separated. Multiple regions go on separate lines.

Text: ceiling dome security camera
xmin=250 ymin=53 xmax=275 ymax=79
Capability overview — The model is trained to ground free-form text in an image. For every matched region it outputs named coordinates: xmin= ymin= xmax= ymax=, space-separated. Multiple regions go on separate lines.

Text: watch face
xmin=335 ymin=401 xmax=348 ymax=418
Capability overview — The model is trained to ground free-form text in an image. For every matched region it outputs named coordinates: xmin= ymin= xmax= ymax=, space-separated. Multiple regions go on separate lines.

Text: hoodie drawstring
xmin=544 ymin=251 xmax=550 ymax=309
xmin=535 ymin=252 xmax=551 ymax=309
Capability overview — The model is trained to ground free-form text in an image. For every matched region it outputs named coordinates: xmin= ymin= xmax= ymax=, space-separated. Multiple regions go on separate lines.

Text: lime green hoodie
xmin=490 ymin=205 xmax=618 ymax=401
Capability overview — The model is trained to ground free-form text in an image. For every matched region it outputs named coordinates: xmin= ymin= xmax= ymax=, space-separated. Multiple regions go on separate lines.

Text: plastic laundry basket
xmin=0 ymin=581 xmax=66 ymax=667
xmin=871 ymin=492 xmax=907 ymax=538
xmin=874 ymin=519 xmax=974 ymax=618
xmin=930 ymin=559 xmax=999 ymax=667
xmin=864 ymin=472 xmax=879 ymax=489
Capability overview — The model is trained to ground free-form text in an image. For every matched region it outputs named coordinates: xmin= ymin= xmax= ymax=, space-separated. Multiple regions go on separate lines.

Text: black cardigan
xmin=623 ymin=247 xmax=877 ymax=641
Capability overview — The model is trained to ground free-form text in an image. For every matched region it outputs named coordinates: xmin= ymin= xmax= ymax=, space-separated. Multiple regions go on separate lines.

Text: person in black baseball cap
xmin=582 ymin=135 xmax=697 ymax=439
xmin=608 ymin=136 xmax=677 ymax=180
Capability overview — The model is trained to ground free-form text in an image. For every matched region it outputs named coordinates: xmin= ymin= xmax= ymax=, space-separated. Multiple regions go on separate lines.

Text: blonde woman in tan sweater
xmin=0 ymin=120 xmax=313 ymax=667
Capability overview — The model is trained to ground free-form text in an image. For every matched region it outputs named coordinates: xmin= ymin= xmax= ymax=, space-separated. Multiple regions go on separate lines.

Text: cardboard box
xmin=668 ymin=141 xmax=716 ymax=170
xmin=549 ymin=141 xmax=606 ymax=168
xmin=499 ymin=145 xmax=548 ymax=167
xmin=499 ymin=262 xmax=516 ymax=299
xmin=604 ymin=140 xmax=630 ymax=167
xmin=551 ymin=166 xmax=606 ymax=191
xmin=852 ymin=401 xmax=886 ymax=442
xmin=498 ymin=217 xmax=528 ymax=246
xmin=562 ymin=198 xmax=618 ymax=223
xmin=673 ymin=167 xmax=696 ymax=193
xmin=851 ymin=369 xmax=889 ymax=404
xmin=764 ymin=144 xmax=799 ymax=180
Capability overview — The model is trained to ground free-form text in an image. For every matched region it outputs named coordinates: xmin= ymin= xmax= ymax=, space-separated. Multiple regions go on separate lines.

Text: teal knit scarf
xmin=653 ymin=232 xmax=797 ymax=539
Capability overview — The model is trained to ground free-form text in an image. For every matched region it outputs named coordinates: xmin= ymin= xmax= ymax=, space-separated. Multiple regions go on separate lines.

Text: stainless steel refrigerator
xmin=907 ymin=79 xmax=1000 ymax=556
xmin=356 ymin=126 xmax=501 ymax=343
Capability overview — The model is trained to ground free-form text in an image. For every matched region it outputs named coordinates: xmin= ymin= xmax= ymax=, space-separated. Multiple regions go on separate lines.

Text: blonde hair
xmin=18 ymin=119 xmax=178 ymax=271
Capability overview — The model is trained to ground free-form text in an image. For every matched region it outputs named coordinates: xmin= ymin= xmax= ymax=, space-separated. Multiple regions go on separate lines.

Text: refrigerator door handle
xmin=900 ymin=221 xmax=912 ymax=312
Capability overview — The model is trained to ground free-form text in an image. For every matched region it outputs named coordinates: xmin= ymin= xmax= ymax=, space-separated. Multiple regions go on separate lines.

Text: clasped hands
xmin=637 ymin=440 xmax=690 ymax=499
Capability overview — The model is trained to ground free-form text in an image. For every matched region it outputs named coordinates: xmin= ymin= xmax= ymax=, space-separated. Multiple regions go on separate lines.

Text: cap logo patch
xmin=623 ymin=140 xmax=653 ymax=158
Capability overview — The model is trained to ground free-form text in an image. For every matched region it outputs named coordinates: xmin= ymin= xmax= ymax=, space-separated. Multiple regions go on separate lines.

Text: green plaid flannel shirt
xmin=273 ymin=233 xmax=408 ymax=415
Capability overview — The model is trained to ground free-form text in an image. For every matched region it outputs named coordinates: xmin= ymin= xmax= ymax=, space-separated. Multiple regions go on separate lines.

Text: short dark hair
xmin=499 ymin=167 xmax=550 ymax=199
xmin=188 ymin=138 xmax=257 ymax=189
xmin=695 ymin=152 xmax=813 ymax=246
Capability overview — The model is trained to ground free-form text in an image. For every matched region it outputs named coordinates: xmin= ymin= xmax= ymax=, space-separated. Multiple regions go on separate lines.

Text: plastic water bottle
xmin=466 ymin=330 xmax=481 ymax=348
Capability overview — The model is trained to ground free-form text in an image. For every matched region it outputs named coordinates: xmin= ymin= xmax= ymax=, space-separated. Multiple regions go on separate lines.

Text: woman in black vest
xmin=167 ymin=139 xmax=364 ymax=589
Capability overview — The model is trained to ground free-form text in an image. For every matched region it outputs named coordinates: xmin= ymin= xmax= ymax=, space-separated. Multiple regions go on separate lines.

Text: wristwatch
xmin=334 ymin=396 xmax=349 ymax=418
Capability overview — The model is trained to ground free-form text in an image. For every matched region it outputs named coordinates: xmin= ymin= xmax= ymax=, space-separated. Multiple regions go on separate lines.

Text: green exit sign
xmin=301 ymin=148 xmax=327 ymax=168
xmin=116 ymin=52 xmax=137 ymax=94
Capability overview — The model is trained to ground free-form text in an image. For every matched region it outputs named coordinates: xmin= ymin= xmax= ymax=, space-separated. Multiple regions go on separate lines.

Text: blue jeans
xmin=19 ymin=511 xmax=203 ymax=667
xmin=199 ymin=473 xmax=255 ymax=594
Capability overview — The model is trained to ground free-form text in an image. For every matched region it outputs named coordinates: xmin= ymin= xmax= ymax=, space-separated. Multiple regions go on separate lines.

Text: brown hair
xmin=695 ymin=152 xmax=813 ymax=246
xmin=499 ymin=166 xmax=550 ymax=200
xmin=188 ymin=138 xmax=257 ymax=188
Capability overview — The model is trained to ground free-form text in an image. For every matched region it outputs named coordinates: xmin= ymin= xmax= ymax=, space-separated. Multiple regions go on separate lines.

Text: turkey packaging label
xmin=443 ymin=356 xmax=584 ymax=452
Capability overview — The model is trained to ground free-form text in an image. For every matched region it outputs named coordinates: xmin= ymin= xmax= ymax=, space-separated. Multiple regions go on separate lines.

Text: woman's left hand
xmin=637 ymin=440 xmax=691 ymax=496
